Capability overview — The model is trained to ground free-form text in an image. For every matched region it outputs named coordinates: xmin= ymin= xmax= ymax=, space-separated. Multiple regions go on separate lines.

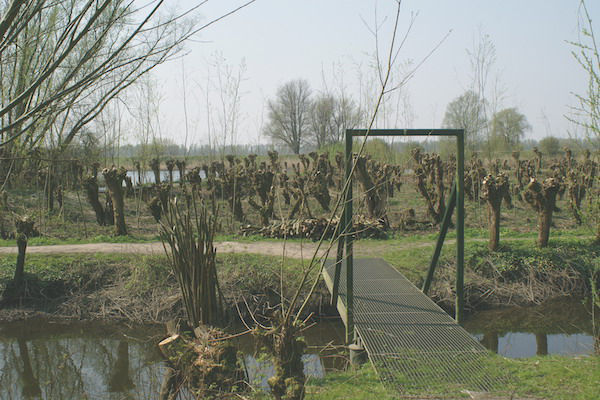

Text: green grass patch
xmin=0 ymin=234 xmax=159 ymax=247
xmin=250 ymin=355 xmax=599 ymax=400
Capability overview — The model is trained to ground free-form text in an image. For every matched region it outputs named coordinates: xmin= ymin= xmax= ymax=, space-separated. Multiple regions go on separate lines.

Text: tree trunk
xmin=535 ymin=333 xmax=548 ymax=356
xmin=103 ymin=167 xmax=128 ymax=235
xmin=488 ymin=205 xmax=501 ymax=251
xmin=150 ymin=158 xmax=161 ymax=184
xmin=84 ymin=176 xmax=106 ymax=225
xmin=14 ymin=233 xmax=27 ymax=287
xmin=538 ymin=209 xmax=552 ymax=248
xmin=524 ymin=178 xmax=560 ymax=248
xmin=482 ymin=174 xmax=509 ymax=252
xmin=13 ymin=217 xmax=35 ymax=288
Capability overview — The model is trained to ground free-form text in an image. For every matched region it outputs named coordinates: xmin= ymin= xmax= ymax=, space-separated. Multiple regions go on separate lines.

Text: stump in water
xmin=102 ymin=167 xmax=128 ymax=236
xmin=158 ymin=327 xmax=245 ymax=400
xmin=481 ymin=174 xmax=511 ymax=251
xmin=150 ymin=158 xmax=161 ymax=184
xmin=524 ymin=177 xmax=561 ymax=248
xmin=83 ymin=176 xmax=106 ymax=225
xmin=256 ymin=317 xmax=306 ymax=400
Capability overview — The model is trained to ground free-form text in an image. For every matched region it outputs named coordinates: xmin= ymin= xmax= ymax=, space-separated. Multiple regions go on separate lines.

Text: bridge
xmin=322 ymin=258 xmax=502 ymax=395
xmin=322 ymin=129 xmax=504 ymax=395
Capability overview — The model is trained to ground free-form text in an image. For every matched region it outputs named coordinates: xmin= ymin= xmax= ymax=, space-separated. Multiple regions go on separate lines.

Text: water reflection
xmin=465 ymin=298 xmax=597 ymax=358
xmin=0 ymin=318 xmax=346 ymax=399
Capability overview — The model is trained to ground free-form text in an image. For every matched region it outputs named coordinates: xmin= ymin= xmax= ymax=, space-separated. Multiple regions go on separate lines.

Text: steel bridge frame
xmin=331 ymin=129 xmax=465 ymax=344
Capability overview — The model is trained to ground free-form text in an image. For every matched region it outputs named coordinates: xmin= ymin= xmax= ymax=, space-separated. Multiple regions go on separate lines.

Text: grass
xmin=248 ymin=355 xmax=600 ymax=400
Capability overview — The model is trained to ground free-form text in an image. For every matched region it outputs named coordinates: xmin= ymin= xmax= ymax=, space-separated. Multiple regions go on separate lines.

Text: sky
xmin=143 ymin=0 xmax=597 ymax=148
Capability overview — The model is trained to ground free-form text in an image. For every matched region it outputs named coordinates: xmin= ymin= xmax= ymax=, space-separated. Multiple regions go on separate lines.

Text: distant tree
xmin=310 ymin=94 xmax=336 ymax=149
xmin=538 ymin=136 xmax=561 ymax=157
xmin=264 ymin=80 xmax=312 ymax=154
xmin=442 ymin=90 xmax=487 ymax=151
xmin=490 ymin=107 xmax=531 ymax=149
xmin=310 ymin=94 xmax=361 ymax=148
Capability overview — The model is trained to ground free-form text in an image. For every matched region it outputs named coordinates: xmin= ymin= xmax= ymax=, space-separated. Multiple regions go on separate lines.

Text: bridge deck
xmin=323 ymin=258 xmax=503 ymax=395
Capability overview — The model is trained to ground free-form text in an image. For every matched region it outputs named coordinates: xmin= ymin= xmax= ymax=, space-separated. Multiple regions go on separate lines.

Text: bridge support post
xmin=349 ymin=343 xmax=367 ymax=365
xmin=422 ymin=182 xmax=457 ymax=295
xmin=344 ymin=129 xmax=354 ymax=344
xmin=455 ymin=131 xmax=465 ymax=323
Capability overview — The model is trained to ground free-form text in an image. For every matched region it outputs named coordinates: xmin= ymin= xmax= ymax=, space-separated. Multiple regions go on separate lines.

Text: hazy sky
xmin=146 ymin=0 xmax=597 ymax=147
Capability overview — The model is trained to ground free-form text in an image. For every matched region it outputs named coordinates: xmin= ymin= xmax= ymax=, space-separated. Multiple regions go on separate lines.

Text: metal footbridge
xmin=323 ymin=258 xmax=500 ymax=395
xmin=323 ymin=129 xmax=504 ymax=395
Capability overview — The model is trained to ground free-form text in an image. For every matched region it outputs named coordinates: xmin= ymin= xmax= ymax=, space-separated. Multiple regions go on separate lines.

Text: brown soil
xmin=0 ymin=240 xmax=431 ymax=258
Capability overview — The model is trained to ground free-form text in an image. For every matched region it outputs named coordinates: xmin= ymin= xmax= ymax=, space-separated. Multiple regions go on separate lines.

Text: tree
xmin=490 ymin=107 xmax=531 ymax=149
xmin=538 ymin=136 xmax=561 ymax=157
xmin=309 ymin=94 xmax=362 ymax=148
xmin=0 ymin=0 xmax=257 ymax=185
xmin=310 ymin=94 xmax=336 ymax=148
xmin=264 ymin=80 xmax=312 ymax=154
xmin=442 ymin=90 xmax=487 ymax=151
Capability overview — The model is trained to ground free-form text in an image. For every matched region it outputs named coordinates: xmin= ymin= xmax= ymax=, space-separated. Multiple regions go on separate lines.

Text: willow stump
xmin=524 ymin=177 xmax=561 ymax=248
xmin=103 ymin=167 xmax=128 ymax=235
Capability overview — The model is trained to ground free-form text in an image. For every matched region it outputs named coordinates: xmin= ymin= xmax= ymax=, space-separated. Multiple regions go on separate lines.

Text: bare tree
xmin=264 ymin=79 xmax=312 ymax=154
xmin=0 ymin=0 xmax=257 ymax=169
xmin=442 ymin=90 xmax=488 ymax=151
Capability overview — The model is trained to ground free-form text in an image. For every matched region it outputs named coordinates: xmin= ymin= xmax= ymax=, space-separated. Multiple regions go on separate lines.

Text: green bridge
xmin=323 ymin=258 xmax=502 ymax=395
xmin=322 ymin=129 xmax=505 ymax=395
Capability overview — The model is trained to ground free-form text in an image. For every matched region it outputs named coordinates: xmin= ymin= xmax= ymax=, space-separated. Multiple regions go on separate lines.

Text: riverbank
xmin=0 ymin=235 xmax=598 ymax=322
xmin=0 ymin=252 xmax=330 ymax=323
xmin=0 ymin=245 xmax=598 ymax=399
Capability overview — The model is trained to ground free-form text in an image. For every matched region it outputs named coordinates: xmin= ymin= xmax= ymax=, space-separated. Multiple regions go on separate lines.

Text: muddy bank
xmin=0 ymin=253 xmax=332 ymax=324
xmin=1 ymin=239 xmax=598 ymax=324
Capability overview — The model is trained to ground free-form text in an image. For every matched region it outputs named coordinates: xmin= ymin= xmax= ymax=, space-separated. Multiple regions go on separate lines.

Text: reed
xmin=160 ymin=193 xmax=224 ymax=328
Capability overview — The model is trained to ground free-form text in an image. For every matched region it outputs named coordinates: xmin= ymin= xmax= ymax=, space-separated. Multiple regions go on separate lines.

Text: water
xmin=0 ymin=301 xmax=596 ymax=399
xmin=126 ymin=170 xmax=207 ymax=186
xmin=464 ymin=298 xmax=597 ymax=358
xmin=0 ymin=318 xmax=345 ymax=400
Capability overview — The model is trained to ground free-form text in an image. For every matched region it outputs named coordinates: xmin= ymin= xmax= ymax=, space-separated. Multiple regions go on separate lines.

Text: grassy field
xmin=247 ymin=355 xmax=600 ymax=400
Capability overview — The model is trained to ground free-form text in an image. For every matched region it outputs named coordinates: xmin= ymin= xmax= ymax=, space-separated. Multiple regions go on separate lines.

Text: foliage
xmin=490 ymin=107 xmax=531 ymax=150
xmin=538 ymin=136 xmax=562 ymax=156
xmin=442 ymin=90 xmax=487 ymax=151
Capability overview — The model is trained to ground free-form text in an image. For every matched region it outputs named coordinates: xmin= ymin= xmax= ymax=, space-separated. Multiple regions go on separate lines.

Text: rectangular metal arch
xmin=334 ymin=127 xmax=466 ymax=345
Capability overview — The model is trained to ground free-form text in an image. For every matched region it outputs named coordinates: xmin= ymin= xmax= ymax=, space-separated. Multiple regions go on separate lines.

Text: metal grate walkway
xmin=322 ymin=258 xmax=504 ymax=396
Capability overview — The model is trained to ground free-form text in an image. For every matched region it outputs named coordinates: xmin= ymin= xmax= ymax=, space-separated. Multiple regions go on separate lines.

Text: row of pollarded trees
xmin=406 ymin=146 xmax=597 ymax=250
xmin=472 ymin=148 xmax=598 ymax=250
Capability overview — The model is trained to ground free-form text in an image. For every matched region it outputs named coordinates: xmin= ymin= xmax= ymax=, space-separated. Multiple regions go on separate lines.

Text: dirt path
xmin=0 ymin=239 xmax=436 ymax=259
xmin=0 ymin=235 xmax=591 ymax=258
